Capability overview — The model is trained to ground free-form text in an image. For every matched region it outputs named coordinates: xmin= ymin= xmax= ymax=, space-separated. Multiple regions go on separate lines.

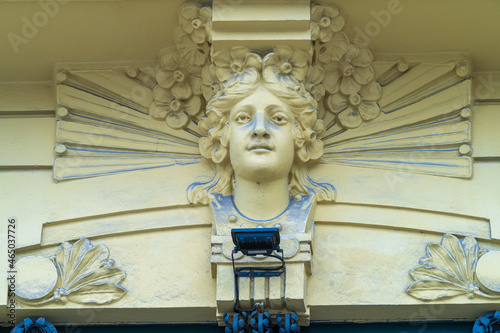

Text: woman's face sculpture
xmin=190 ymin=67 xmax=335 ymax=205
xmin=228 ymin=85 xmax=295 ymax=182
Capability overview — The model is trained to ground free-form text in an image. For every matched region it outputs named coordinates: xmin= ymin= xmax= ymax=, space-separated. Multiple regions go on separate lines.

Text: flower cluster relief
xmin=149 ymin=2 xmax=211 ymax=130
xmin=311 ymin=4 xmax=382 ymax=129
xmin=150 ymin=1 xmax=383 ymax=131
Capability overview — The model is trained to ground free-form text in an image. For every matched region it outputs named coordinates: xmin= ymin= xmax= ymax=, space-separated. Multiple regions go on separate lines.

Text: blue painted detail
xmin=65 ymin=146 xmax=200 ymax=158
xmin=322 ymin=158 xmax=462 ymax=168
xmin=376 ymin=114 xmax=462 ymax=135
xmin=211 ymin=194 xmax=315 ymax=234
xmin=249 ymin=311 xmax=272 ymax=333
xmin=304 ymin=173 xmax=334 ymax=196
xmin=324 ymin=114 xmax=465 ymax=148
xmin=61 ymin=118 xmax=195 ymax=147
xmin=303 ymin=322 xmax=473 ymax=332
xmin=184 ymin=128 xmax=202 ymax=138
xmin=322 ymin=125 xmax=343 ymax=139
xmin=326 ymin=125 xmax=469 ymax=152
xmin=224 ymin=312 xmax=248 ymax=333
xmin=382 ymin=78 xmax=470 ymax=114
xmin=0 ymin=322 xmax=476 ymax=333
xmin=323 ymin=147 xmax=459 ymax=158
xmin=11 ymin=317 xmax=57 ymax=333
xmin=277 ymin=312 xmax=300 ymax=333
xmin=64 ymin=112 xmax=199 ymax=145
xmin=323 ymin=82 xmax=468 ymax=142
xmin=473 ymin=311 xmax=500 ymax=333
xmin=366 ymin=128 xmax=468 ymax=146
xmin=64 ymin=83 xmax=149 ymax=116
xmin=64 ymin=83 xmax=148 ymax=115
xmin=54 ymin=159 xmax=200 ymax=179
xmin=187 ymin=173 xmax=221 ymax=197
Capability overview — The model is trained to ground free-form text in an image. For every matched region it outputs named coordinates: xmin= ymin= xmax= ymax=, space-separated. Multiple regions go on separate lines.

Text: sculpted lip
xmin=248 ymin=142 xmax=273 ymax=151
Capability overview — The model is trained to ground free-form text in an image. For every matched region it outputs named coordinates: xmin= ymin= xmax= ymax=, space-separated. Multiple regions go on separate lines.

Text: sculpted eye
xmin=234 ymin=112 xmax=251 ymax=124
xmin=272 ymin=112 xmax=289 ymax=125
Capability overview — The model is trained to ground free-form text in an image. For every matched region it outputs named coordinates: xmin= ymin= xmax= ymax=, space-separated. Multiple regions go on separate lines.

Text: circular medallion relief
xmin=476 ymin=251 xmax=500 ymax=293
xmin=16 ymin=256 xmax=58 ymax=299
xmin=280 ymin=235 xmax=300 ymax=258
xmin=222 ymin=239 xmax=244 ymax=260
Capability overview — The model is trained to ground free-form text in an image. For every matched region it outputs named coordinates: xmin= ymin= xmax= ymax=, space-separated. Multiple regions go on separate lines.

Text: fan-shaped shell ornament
xmin=16 ymin=238 xmax=127 ymax=306
xmin=406 ymin=234 xmax=500 ymax=301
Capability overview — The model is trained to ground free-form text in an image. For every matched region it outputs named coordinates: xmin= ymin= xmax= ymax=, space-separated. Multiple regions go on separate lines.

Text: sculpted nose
xmin=251 ymin=113 xmax=270 ymax=139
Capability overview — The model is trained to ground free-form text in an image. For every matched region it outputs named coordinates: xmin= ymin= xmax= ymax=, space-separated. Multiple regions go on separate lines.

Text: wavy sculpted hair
xmin=188 ymin=67 xmax=336 ymax=204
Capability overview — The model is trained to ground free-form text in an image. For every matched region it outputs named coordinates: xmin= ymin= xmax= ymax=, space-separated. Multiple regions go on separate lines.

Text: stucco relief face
xmin=229 ymin=85 xmax=295 ymax=183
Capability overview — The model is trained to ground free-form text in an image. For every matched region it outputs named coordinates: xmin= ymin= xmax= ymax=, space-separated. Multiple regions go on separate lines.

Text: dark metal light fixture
xmin=228 ymin=227 xmax=289 ymax=323
xmin=231 ymin=227 xmax=280 ymax=256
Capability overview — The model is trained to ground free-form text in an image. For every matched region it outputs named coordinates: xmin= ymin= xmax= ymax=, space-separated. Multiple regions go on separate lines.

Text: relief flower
xmin=157 ymin=50 xmax=202 ymax=100
xmin=176 ymin=33 xmax=209 ymax=66
xmin=213 ymin=46 xmax=262 ymax=82
xmin=179 ymin=2 xmax=212 ymax=44
xmin=166 ymin=96 xmax=202 ymax=129
xmin=150 ymin=93 xmax=202 ymax=130
xmin=317 ymin=31 xmax=349 ymax=64
xmin=149 ymin=85 xmax=174 ymax=119
xmin=310 ymin=3 xmax=345 ymax=42
xmin=263 ymin=46 xmax=310 ymax=81
xmin=201 ymin=64 xmax=222 ymax=101
xmin=294 ymin=110 xmax=326 ymax=162
xmin=199 ymin=112 xmax=229 ymax=163
xmin=304 ymin=64 xmax=326 ymax=102
xmin=326 ymin=81 xmax=382 ymax=129
xmin=322 ymin=44 xmax=374 ymax=95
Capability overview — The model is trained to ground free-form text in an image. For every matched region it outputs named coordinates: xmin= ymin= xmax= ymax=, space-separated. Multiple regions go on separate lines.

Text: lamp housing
xmin=231 ymin=228 xmax=280 ymax=256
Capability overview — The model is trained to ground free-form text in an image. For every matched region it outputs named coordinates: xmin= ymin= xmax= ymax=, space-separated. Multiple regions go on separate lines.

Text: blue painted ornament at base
xmin=277 ymin=311 xmax=300 ymax=333
xmin=473 ymin=311 xmax=500 ymax=333
xmin=11 ymin=317 xmax=57 ymax=333
xmin=249 ymin=310 xmax=272 ymax=333
xmin=223 ymin=312 xmax=248 ymax=333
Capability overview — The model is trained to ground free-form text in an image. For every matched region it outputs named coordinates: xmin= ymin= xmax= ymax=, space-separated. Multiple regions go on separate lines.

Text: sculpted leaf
xmin=67 ymin=283 xmax=127 ymax=305
xmin=422 ymin=242 xmax=464 ymax=283
xmin=441 ymin=234 xmax=469 ymax=282
xmin=67 ymin=267 xmax=126 ymax=294
xmin=410 ymin=266 xmax=465 ymax=286
xmin=461 ymin=236 xmax=479 ymax=282
xmin=406 ymin=279 xmax=466 ymax=300
xmin=66 ymin=244 xmax=110 ymax=288
xmin=55 ymin=241 xmax=73 ymax=285
xmin=56 ymin=238 xmax=93 ymax=286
